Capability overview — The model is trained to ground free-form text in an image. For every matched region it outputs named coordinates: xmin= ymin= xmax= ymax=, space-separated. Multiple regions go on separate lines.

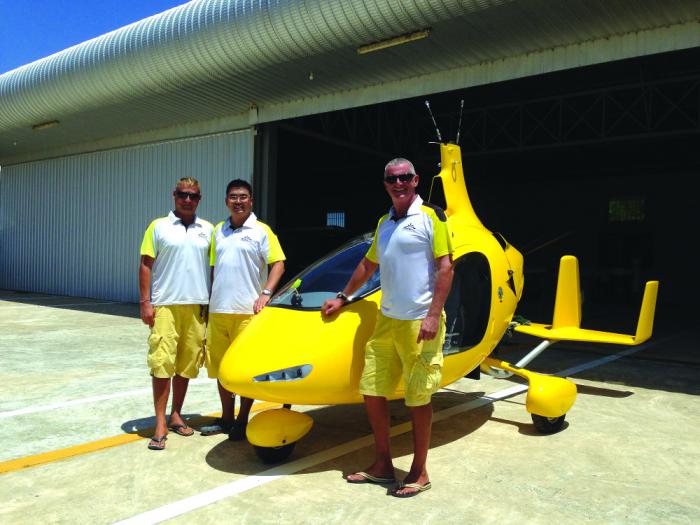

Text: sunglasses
xmin=384 ymin=173 xmax=415 ymax=184
xmin=175 ymin=191 xmax=201 ymax=201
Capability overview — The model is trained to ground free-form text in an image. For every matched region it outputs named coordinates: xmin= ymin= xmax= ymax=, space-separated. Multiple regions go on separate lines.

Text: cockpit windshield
xmin=270 ymin=233 xmax=381 ymax=310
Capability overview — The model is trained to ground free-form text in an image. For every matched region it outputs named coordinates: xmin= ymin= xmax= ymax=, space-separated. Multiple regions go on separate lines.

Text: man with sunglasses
xmin=322 ymin=158 xmax=453 ymax=497
xmin=139 ymin=177 xmax=214 ymax=450
xmin=199 ymin=179 xmax=285 ymax=440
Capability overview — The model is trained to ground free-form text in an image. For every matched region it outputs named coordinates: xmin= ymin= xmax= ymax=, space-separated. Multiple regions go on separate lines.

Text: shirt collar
xmin=226 ymin=212 xmax=257 ymax=231
xmin=390 ymin=195 xmax=423 ymax=221
xmin=168 ymin=210 xmax=201 ymax=226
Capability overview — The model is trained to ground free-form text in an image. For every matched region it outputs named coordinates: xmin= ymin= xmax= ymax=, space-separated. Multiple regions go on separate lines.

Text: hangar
xmin=1 ymin=0 xmax=698 ymax=314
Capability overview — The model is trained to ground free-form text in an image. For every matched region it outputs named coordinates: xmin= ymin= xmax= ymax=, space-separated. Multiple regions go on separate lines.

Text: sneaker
xmin=200 ymin=418 xmax=233 ymax=436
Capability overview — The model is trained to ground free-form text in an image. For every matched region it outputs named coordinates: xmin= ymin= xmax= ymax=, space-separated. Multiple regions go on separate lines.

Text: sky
xmin=0 ymin=0 xmax=189 ymax=74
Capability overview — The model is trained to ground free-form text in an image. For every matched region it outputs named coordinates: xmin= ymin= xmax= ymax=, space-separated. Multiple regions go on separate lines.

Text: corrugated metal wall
xmin=0 ymin=129 xmax=253 ymax=302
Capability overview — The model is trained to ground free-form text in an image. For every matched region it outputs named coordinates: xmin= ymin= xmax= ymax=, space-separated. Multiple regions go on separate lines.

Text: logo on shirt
xmin=403 ymin=223 xmax=417 ymax=232
xmin=198 ymin=232 xmax=209 ymax=240
xmin=240 ymin=235 xmax=254 ymax=243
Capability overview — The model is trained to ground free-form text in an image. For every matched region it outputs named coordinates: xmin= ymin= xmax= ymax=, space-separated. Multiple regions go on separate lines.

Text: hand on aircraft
xmin=417 ymin=314 xmax=439 ymax=342
xmin=321 ymin=298 xmax=344 ymax=317
xmin=254 ymin=294 xmax=271 ymax=314
xmin=140 ymin=301 xmax=155 ymax=327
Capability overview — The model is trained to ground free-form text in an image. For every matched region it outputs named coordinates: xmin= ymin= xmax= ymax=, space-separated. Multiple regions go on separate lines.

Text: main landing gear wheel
xmin=253 ymin=443 xmax=296 ymax=464
xmin=531 ymin=414 xmax=566 ymax=434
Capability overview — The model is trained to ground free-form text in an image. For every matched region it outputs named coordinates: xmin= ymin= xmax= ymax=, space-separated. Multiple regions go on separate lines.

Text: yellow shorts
xmin=147 ymin=304 xmax=206 ymax=379
xmin=359 ymin=312 xmax=445 ymax=407
xmin=205 ymin=313 xmax=253 ymax=379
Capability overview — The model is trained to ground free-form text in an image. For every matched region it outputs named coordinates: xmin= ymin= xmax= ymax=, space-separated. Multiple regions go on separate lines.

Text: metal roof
xmin=1 ymin=0 xmax=699 ymax=164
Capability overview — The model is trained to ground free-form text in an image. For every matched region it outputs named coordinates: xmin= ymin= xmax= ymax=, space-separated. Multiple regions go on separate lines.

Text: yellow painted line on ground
xmin=0 ymin=402 xmax=280 ymax=475
xmin=0 ymin=433 xmax=145 ymax=474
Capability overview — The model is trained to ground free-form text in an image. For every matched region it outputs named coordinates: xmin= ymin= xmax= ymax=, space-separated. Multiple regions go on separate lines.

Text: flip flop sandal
xmin=346 ymin=471 xmax=396 ymax=484
xmin=168 ymin=424 xmax=194 ymax=437
xmin=147 ymin=435 xmax=167 ymax=450
xmin=390 ymin=481 xmax=432 ymax=498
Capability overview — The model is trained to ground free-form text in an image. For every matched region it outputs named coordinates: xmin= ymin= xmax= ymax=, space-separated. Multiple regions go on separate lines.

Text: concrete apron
xmin=0 ymin=291 xmax=698 ymax=524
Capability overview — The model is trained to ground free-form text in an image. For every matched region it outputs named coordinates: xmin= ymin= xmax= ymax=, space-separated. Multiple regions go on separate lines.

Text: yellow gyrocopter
xmin=219 ymin=107 xmax=659 ymax=463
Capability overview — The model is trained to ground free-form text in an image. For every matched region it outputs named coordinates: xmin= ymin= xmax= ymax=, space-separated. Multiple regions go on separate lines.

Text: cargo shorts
xmin=359 ymin=311 xmax=445 ymax=407
xmin=204 ymin=313 xmax=253 ymax=379
xmin=147 ymin=304 xmax=206 ymax=379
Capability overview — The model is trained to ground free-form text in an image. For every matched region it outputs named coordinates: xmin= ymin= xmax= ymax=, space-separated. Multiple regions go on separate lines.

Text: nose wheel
xmin=252 ymin=403 xmax=296 ymax=463
xmin=253 ymin=443 xmax=297 ymax=463
xmin=246 ymin=405 xmax=313 ymax=464
xmin=531 ymin=414 xmax=566 ymax=434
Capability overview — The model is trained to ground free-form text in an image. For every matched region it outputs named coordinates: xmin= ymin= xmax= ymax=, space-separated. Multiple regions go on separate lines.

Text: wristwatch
xmin=336 ymin=291 xmax=349 ymax=303
xmin=262 ymin=288 xmax=272 ymax=296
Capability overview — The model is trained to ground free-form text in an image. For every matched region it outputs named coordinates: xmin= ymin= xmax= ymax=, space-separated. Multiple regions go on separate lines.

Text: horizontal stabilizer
xmin=516 ymin=323 xmax=638 ymax=345
xmin=515 ymin=256 xmax=659 ymax=346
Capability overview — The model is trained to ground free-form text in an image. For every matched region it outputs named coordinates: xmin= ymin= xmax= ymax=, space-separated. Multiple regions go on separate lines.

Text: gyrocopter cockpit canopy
xmin=271 ymin=233 xmax=380 ymax=310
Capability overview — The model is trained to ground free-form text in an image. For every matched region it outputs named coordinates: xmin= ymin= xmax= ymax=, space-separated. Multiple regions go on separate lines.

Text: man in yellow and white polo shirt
xmin=139 ymin=177 xmax=214 ymax=450
xmin=199 ymin=179 xmax=285 ymax=440
xmin=322 ymin=158 xmax=453 ymax=497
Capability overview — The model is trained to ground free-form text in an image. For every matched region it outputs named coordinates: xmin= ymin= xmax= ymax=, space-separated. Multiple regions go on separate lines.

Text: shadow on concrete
xmin=574 ymin=383 xmax=634 ymax=398
xmin=121 ymin=413 xmax=213 ymax=438
xmin=0 ymin=290 xmax=140 ymax=319
xmin=203 ymin=392 xmax=493 ymax=476
xmin=488 ymin=415 xmax=570 ymax=436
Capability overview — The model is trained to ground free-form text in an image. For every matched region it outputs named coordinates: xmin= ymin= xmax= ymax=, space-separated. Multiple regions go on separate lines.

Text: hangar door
xmin=0 ymin=129 xmax=253 ymax=302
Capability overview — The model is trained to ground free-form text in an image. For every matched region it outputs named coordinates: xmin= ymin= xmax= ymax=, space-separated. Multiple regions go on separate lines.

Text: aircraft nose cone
xmin=217 ymin=299 xmax=379 ymax=405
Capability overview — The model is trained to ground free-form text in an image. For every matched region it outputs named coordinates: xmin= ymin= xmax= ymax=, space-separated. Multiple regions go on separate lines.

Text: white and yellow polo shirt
xmin=209 ymin=212 xmax=286 ymax=314
xmin=366 ymin=195 xmax=452 ymax=320
xmin=140 ymin=211 xmax=214 ymax=306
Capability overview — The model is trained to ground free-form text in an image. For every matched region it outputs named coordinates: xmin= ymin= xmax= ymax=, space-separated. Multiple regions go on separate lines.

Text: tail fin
xmin=634 ymin=281 xmax=659 ymax=343
xmin=551 ymin=255 xmax=581 ymax=330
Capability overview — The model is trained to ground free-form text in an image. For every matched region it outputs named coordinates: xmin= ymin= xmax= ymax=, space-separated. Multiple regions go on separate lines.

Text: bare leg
xmin=152 ymin=376 xmax=171 ymax=438
xmin=394 ymin=402 xmax=432 ymax=495
xmin=346 ymin=395 xmax=395 ymax=481
xmin=236 ymin=396 xmax=254 ymax=426
xmin=169 ymin=374 xmax=190 ymax=427
xmin=218 ymin=380 xmax=235 ymax=426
